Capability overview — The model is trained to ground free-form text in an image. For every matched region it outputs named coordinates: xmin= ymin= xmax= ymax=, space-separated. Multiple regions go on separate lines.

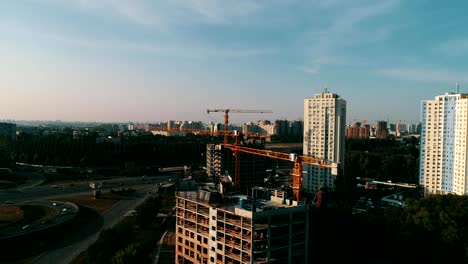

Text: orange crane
xmin=206 ymin=109 xmax=273 ymax=144
xmin=222 ymin=143 xmax=336 ymax=201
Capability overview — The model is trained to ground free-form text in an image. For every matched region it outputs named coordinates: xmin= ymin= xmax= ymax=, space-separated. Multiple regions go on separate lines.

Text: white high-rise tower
xmin=303 ymin=91 xmax=346 ymax=193
xmin=420 ymin=92 xmax=468 ymax=195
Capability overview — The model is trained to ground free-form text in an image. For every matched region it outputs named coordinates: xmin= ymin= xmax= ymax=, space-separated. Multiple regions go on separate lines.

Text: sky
xmin=1 ymin=0 xmax=468 ymax=125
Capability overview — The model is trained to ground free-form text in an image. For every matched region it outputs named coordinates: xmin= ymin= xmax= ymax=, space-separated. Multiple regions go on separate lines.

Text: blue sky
xmin=1 ymin=0 xmax=467 ymax=125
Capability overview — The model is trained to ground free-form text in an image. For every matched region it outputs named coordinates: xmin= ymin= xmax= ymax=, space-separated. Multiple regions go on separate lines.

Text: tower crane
xmin=206 ymin=109 xmax=273 ymax=144
xmin=222 ymin=144 xmax=336 ymax=201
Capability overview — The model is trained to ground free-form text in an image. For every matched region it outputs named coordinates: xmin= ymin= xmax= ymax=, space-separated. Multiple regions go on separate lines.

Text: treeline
xmin=309 ymin=194 xmax=468 ymax=263
xmin=8 ymin=133 xmax=215 ymax=168
xmin=345 ymin=138 xmax=420 ymax=184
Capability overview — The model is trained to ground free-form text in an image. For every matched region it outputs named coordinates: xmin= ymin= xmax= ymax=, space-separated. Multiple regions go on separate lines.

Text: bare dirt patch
xmin=55 ymin=192 xmax=123 ymax=214
xmin=0 ymin=205 xmax=23 ymax=222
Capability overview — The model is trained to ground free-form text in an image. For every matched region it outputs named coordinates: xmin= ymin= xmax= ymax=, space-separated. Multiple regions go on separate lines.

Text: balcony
xmin=198 ymin=217 xmax=209 ymax=227
xmin=184 ymin=222 xmax=196 ymax=231
xmin=198 ymin=226 xmax=209 ymax=236
xmin=225 ymin=217 xmax=241 ymax=226
xmin=225 ymin=250 xmax=241 ymax=261
xmin=242 ymin=230 xmax=251 ymax=240
xmin=198 ymin=206 xmax=209 ymax=216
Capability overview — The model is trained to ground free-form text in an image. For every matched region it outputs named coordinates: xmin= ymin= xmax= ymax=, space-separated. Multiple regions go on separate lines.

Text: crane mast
xmin=222 ymin=144 xmax=334 ymax=201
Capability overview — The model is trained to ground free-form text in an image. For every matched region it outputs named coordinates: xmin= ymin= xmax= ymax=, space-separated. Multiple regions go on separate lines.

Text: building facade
xmin=206 ymin=144 xmax=224 ymax=179
xmin=375 ymin=121 xmax=388 ymax=139
xmin=345 ymin=122 xmax=370 ymax=140
xmin=205 ymin=144 xmax=267 ymax=192
xmin=303 ymin=92 xmax=346 ymax=193
xmin=175 ymin=188 xmax=309 ymax=264
xmin=420 ymin=92 xmax=468 ymax=195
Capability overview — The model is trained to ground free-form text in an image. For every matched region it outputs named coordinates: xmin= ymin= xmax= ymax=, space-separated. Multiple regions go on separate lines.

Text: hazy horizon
xmin=2 ymin=1 xmax=467 ymax=124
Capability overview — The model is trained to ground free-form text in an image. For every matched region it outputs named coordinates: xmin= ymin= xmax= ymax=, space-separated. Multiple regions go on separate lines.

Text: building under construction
xmin=175 ymin=187 xmax=309 ymax=264
xmin=205 ymin=144 xmax=267 ymax=193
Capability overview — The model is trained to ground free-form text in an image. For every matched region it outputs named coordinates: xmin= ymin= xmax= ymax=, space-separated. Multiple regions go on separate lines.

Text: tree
xmin=111 ymin=243 xmax=143 ymax=264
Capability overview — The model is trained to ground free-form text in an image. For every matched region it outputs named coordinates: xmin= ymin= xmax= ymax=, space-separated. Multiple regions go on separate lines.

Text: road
xmin=0 ymin=175 xmax=173 ymax=264
xmin=32 ymin=187 xmax=153 ymax=264
xmin=0 ymin=175 xmax=172 ymax=203
xmin=154 ymin=208 xmax=176 ymax=264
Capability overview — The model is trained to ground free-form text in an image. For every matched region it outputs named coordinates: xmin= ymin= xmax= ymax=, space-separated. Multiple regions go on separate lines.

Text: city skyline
xmin=2 ymin=1 xmax=468 ymax=124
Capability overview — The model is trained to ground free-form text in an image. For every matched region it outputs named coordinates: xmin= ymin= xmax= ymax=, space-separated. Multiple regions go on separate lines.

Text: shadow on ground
xmin=0 ymin=206 xmax=103 ymax=263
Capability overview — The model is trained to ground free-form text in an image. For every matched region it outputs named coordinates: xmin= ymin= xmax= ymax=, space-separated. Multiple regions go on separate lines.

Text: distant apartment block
xmin=206 ymin=144 xmax=223 ymax=178
xmin=0 ymin=122 xmax=16 ymax=141
xmin=420 ymin=92 xmax=468 ymax=195
xmin=345 ymin=122 xmax=370 ymax=139
xmin=303 ymin=91 xmax=346 ymax=192
xmin=175 ymin=187 xmax=309 ymax=264
xmin=375 ymin=121 xmax=388 ymax=139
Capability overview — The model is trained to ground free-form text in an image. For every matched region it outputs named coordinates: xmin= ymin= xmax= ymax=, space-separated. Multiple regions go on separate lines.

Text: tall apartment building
xmin=420 ymin=92 xmax=468 ymax=195
xmin=206 ymin=144 xmax=223 ymax=178
xmin=274 ymin=120 xmax=289 ymax=137
xmin=303 ymin=92 xmax=346 ymax=192
xmin=375 ymin=121 xmax=388 ymax=139
xmin=175 ymin=187 xmax=309 ymax=264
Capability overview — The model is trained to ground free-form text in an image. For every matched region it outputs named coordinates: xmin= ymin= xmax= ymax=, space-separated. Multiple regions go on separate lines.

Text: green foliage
xmin=124 ymin=162 xmax=140 ymax=176
xmin=86 ymin=194 xmax=171 ymax=264
xmin=345 ymin=138 xmax=419 ymax=183
xmin=402 ymin=194 xmax=468 ymax=245
xmin=13 ymin=132 xmax=208 ymax=168
xmin=111 ymin=243 xmax=142 ymax=264
xmin=136 ymin=196 xmax=160 ymax=228
xmin=88 ymin=224 xmax=133 ymax=264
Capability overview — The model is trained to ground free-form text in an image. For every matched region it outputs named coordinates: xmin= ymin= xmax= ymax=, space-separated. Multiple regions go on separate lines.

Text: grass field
xmin=0 ymin=204 xmax=58 ymax=230
xmin=0 ymin=205 xmax=23 ymax=223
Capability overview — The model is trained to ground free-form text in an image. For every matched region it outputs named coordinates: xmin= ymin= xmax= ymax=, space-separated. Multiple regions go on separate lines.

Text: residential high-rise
xmin=206 ymin=144 xmax=223 ymax=178
xmin=175 ymin=187 xmax=310 ymax=264
xmin=375 ymin=121 xmax=388 ymax=139
xmin=420 ymin=92 xmax=468 ymax=195
xmin=303 ymin=91 xmax=346 ymax=192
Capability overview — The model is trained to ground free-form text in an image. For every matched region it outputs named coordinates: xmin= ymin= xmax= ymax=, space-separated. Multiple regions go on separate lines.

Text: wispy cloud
xmin=1 ymin=22 xmax=276 ymax=59
xmin=39 ymin=0 xmax=264 ymax=27
xmin=300 ymin=65 xmax=320 ymax=74
xmin=437 ymin=38 xmax=468 ymax=56
xmin=300 ymin=0 xmax=400 ymax=73
xmin=181 ymin=0 xmax=262 ymax=24
xmin=379 ymin=67 xmax=467 ymax=83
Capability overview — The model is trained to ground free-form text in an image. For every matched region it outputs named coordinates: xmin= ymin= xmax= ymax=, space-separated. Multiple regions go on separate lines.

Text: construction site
xmin=174 ymin=109 xmax=338 ymax=264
